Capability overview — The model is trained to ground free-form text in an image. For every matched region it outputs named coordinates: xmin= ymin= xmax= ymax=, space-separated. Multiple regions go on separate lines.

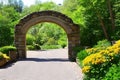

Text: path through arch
xmin=15 ymin=10 xmax=80 ymax=61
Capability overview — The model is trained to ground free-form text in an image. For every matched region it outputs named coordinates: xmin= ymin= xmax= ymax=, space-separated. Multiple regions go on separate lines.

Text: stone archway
xmin=15 ymin=10 xmax=80 ymax=62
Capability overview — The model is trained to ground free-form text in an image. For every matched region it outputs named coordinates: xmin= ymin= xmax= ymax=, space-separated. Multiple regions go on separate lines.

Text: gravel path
xmin=0 ymin=49 xmax=83 ymax=80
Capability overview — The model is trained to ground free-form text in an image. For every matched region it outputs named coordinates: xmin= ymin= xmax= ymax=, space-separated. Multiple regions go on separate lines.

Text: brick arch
xmin=15 ymin=10 xmax=80 ymax=61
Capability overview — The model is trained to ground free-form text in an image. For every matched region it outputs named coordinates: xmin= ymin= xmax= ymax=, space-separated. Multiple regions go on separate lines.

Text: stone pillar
xmin=68 ymin=32 xmax=80 ymax=62
xmin=15 ymin=33 xmax=26 ymax=59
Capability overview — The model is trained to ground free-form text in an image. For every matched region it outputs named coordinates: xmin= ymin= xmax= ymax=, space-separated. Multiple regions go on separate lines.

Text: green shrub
xmin=77 ymin=50 xmax=88 ymax=66
xmin=83 ymin=62 xmax=111 ymax=80
xmin=103 ymin=62 xmax=120 ymax=80
xmin=0 ymin=52 xmax=4 ymax=59
xmin=27 ymin=45 xmax=35 ymax=50
xmin=58 ymin=36 xmax=67 ymax=48
xmin=0 ymin=46 xmax=16 ymax=55
xmin=45 ymin=38 xmax=57 ymax=45
xmin=27 ymin=44 xmax=41 ymax=50
xmin=41 ymin=45 xmax=61 ymax=50
xmin=61 ymin=43 xmax=66 ymax=48
xmin=94 ymin=39 xmax=111 ymax=49
xmin=26 ymin=34 xmax=35 ymax=45
xmin=58 ymin=40 xmax=67 ymax=48
xmin=77 ymin=50 xmax=88 ymax=61
xmin=33 ymin=44 xmax=41 ymax=50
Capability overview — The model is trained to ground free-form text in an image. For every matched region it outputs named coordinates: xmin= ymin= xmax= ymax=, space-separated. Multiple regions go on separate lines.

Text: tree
xmin=62 ymin=0 xmax=84 ymax=26
xmin=0 ymin=14 xmax=13 ymax=47
xmin=0 ymin=4 xmax=20 ymax=47
xmin=8 ymin=0 xmax=23 ymax=12
xmin=27 ymin=22 xmax=67 ymax=46
xmin=111 ymin=0 xmax=120 ymax=40
xmin=62 ymin=0 xmax=120 ymax=46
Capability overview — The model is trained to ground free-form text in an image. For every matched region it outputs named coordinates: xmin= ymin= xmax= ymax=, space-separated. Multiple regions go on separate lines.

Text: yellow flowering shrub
xmin=86 ymin=39 xmax=111 ymax=55
xmin=0 ymin=52 xmax=10 ymax=60
xmin=82 ymin=66 xmax=91 ymax=73
xmin=3 ymin=54 xmax=10 ymax=60
xmin=83 ymin=52 xmax=106 ymax=66
xmin=82 ymin=40 xmax=120 ymax=73
xmin=0 ymin=52 xmax=10 ymax=66
xmin=86 ymin=48 xmax=102 ymax=55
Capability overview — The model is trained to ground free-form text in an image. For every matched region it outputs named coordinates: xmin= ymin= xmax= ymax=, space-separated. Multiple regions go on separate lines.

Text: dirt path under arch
xmin=0 ymin=49 xmax=83 ymax=80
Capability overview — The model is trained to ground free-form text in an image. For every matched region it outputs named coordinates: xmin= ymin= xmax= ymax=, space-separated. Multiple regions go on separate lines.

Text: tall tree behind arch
xmin=8 ymin=0 xmax=23 ymax=12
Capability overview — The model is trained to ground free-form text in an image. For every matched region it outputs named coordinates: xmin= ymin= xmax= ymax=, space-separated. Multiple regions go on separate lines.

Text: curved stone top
xmin=17 ymin=10 xmax=75 ymax=27
xmin=15 ymin=10 xmax=80 ymax=34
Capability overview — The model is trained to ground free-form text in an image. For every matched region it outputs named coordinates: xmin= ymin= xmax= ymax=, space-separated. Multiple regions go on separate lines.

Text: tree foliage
xmin=8 ymin=0 xmax=24 ymax=12
xmin=62 ymin=0 xmax=120 ymax=46
xmin=0 ymin=4 xmax=20 ymax=47
xmin=0 ymin=0 xmax=119 ymax=48
xmin=27 ymin=22 xmax=67 ymax=48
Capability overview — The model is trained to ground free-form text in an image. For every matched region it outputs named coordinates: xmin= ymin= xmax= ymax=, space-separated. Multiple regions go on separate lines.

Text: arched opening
xmin=26 ymin=22 xmax=68 ymax=50
xmin=26 ymin=22 xmax=68 ymax=59
xmin=15 ymin=10 xmax=80 ymax=61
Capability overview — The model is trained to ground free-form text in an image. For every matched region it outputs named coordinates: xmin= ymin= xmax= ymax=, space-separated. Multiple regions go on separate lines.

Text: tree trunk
xmin=96 ymin=12 xmax=109 ymax=40
xmin=107 ymin=0 xmax=115 ymax=31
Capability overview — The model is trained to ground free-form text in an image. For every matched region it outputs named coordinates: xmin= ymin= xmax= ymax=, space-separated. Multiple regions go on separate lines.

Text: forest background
xmin=0 ymin=0 xmax=120 ymax=49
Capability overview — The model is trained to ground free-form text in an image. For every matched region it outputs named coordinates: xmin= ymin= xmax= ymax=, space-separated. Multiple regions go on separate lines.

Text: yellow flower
xmin=108 ymin=52 xmax=114 ymax=57
xmin=83 ymin=52 xmax=106 ymax=65
xmin=116 ymin=40 xmax=120 ymax=44
xmin=99 ymin=50 xmax=105 ymax=54
xmin=83 ymin=53 xmax=95 ymax=65
xmin=82 ymin=39 xmax=120 ymax=73
xmin=82 ymin=66 xmax=91 ymax=73
xmin=3 ymin=54 xmax=10 ymax=60
xmin=114 ymin=48 xmax=120 ymax=54
xmin=83 ymin=40 xmax=120 ymax=68
xmin=86 ymin=48 xmax=97 ymax=54
xmin=104 ymin=50 xmax=109 ymax=54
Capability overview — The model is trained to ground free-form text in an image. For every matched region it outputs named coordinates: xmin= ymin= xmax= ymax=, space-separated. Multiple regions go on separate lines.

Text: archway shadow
xmin=20 ymin=58 xmax=70 ymax=62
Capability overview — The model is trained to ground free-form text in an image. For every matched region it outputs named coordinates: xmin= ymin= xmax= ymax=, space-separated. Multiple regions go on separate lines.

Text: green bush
xmin=83 ymin=63 xmax=111 ymax=80
xmin=77 ymin=50 xmax=88 ymax=61
xmin=0 ymin=46 xmax=16 ymax=55
xmin=58 ymin=36 xmax=67 ymax=48
xmin=0 ymin=52 xmax=4 ymax=59
xmin=27 ymin=45 xmax=35 ymax=50
xmin=103 ymin=62 xmax=120 ymax=80
xmin=41 ymin=45 xmax=61 ymax=50
xmin=33 ymin=44 xmax=41 ymax=50
xmin=77 ymin=50 xmax=88 ymax=66
xmin=27 ymin=44 xmax=41 ymax=50
xmin=94 ymin=39 xmax=111 ymax=49
xmin=58 ymin=41 xmax=67 ymax=48
xmin=26 ymin=34 xmax=35 ymax=45
xmin=45 ymin=38 xmax=57 ymax=45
